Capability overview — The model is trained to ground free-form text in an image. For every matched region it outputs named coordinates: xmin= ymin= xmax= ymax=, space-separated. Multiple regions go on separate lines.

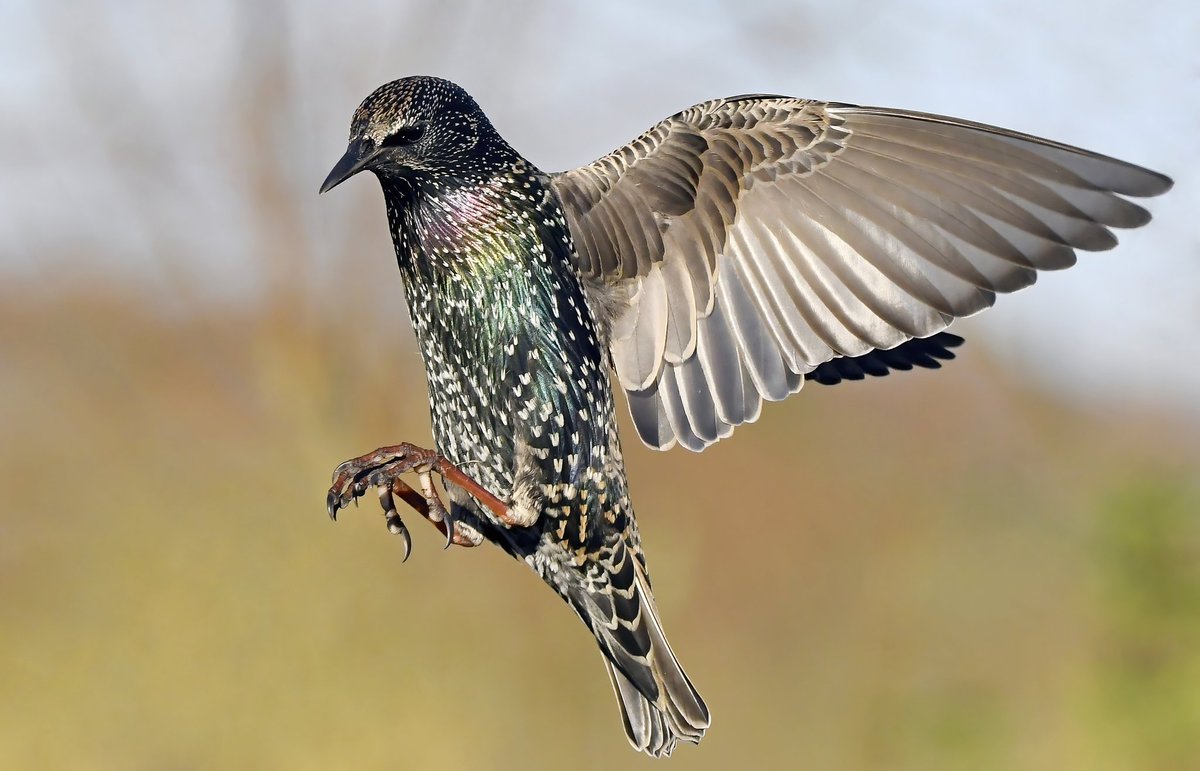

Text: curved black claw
xmin=386 ymin=515 xmax=412 ymax=562
xmin=441 ymin=506 xmax=455 ymax=550
xmin=379 ymin=486 xmax=413 ymax=563
xmin=327 ymin=489 xmax=342 ymax=521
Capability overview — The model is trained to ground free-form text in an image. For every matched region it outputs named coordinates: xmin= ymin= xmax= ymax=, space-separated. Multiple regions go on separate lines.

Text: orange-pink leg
xmin=327 ymin=442 xmax=522 ymax=557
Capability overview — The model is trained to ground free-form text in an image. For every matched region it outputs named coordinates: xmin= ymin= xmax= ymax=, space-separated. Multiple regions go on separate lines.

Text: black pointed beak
xmin=320 ymin=138 xmax=374 ymax=194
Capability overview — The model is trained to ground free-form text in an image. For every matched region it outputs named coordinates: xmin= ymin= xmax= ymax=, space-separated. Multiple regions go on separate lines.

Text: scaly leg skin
xmin=326 ymin=442 xmax=519 ymax=557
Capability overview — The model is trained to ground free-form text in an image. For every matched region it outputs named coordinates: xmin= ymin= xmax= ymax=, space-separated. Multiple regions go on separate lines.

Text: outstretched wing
xmin=551 ymin=97 xmax=1171 ymax=451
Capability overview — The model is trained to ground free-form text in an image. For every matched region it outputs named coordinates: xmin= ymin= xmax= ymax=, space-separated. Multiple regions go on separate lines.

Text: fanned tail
xmin=566 ymin=539 xmax=709 ymax=757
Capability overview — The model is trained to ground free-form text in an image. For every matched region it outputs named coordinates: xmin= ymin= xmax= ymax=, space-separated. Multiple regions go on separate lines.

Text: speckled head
xmin=320 ymin=76 xmax=517 ymax=193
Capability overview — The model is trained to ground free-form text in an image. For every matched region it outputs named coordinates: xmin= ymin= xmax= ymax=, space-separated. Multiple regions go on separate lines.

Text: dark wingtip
xmin=939 ymin=332 xmax=965 ymax=348
xmin=806 ymin=331 xmax=966 ymax=386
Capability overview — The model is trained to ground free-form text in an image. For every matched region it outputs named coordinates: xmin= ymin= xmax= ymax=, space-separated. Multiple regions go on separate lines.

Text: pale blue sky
xmin=2 ymin=0 xmax=1197 ymax=411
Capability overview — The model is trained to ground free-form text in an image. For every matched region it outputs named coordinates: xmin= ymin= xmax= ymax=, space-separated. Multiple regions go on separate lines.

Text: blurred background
xmin=2 ymin=1 xmax=1198 ymax=769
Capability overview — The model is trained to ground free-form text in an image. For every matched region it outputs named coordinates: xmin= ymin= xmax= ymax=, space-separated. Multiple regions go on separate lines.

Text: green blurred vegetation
xmin=1087 ymin=474 xmax=1200 ymax=770
xmin=2 ymin=287 xmax=1198 ymax=770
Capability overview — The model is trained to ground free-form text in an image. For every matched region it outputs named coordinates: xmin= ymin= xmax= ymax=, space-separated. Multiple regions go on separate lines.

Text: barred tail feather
xmin=570 ymin=539 xmax=709 ymax=757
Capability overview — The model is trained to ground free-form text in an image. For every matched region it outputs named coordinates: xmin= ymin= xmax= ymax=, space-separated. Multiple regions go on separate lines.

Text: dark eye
xmin=381 ymin=124 xmax=425 ymax=148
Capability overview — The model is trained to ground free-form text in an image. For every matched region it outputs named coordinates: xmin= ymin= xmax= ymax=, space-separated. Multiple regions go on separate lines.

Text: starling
xmin=320 ymin=76 xmax=1171 ymax=756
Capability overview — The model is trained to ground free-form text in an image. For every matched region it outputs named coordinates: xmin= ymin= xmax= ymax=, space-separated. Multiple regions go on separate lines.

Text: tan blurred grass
xmin=2 ymin=285 xmax=1198 ymax=771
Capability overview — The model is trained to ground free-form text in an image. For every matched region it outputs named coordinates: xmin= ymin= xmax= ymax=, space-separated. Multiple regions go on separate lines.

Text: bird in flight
xmin=319 ymin=76 xmax=1170 ymax=756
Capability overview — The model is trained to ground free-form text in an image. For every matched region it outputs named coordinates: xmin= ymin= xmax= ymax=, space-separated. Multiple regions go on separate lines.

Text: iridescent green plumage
xmin=338 ymin=78 xmax=708 ymax=755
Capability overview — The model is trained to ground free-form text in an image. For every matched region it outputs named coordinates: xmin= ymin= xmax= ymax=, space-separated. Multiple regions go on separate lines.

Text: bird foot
xmin=326 ymin=442 xmax=515 ymax=557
